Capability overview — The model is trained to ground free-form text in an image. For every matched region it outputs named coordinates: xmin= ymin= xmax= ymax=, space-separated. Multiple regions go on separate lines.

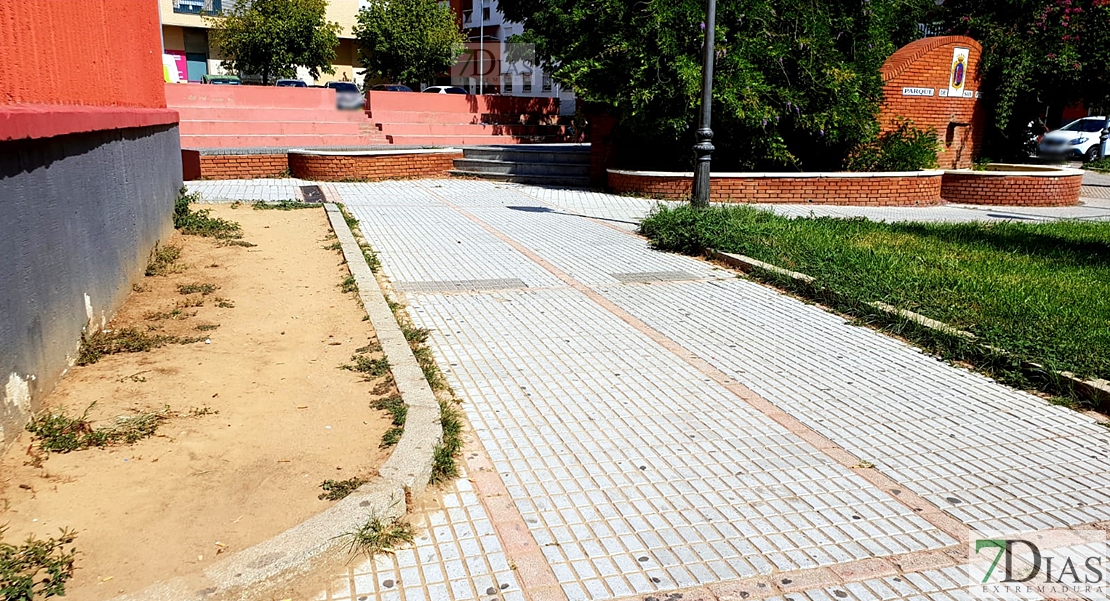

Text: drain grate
xmin=395 ymin=278 xmax=528 ymax=294
xmin=610 ymin=271 xmax=699 ymax=283
xmin=300 ymin=185 xmax=325 ymax=203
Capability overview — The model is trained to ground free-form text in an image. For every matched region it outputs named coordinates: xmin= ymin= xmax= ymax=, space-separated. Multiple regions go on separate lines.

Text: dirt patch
xmin=0 ymin=204 xmax=396 ymax=600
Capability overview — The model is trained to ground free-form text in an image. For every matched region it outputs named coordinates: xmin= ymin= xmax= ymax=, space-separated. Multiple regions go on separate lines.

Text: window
xmin=522 ymin=73 xmax=532 ymax=93
xmin=482 ymin=6 xmax=491 ymax=21
xmin=542 ymin=75 xmax=553 ymax=92
xmin=502 ymin=74 xmax=513 ymax=94
xmin=173 ymin=0 xmax=220 ymax=14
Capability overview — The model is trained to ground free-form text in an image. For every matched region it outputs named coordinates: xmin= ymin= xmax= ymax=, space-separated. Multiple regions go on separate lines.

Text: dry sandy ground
xmin=0 ymin=204 xmax=395 ymax=600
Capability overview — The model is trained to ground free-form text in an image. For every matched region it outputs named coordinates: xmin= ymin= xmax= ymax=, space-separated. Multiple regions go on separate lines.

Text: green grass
xmin=372 ymin=396 xmax=407 ymax=448
xmin=1 ymin=526 xmax=78 ymax=599
xmin=340 ymin=275 xmax=359 ymax=293
xmin=318 ymin=476 xmax=369 ymax=501
xmin=342 ymin=354 xmax=391 ymax=379
xmin=640 ymin=204 xmax=1110 ymax=390
xmin=431 ymin=398 xmax=464 ymax=484
xmin=341 ymin=515 xmax=414 ymax=557
xmin=1084 ymin=157 xmax=1110 ymax=173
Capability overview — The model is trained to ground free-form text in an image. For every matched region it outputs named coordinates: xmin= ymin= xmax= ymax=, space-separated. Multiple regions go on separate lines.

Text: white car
xmin=1038 ymin=117 xmax=1108 ymax=161
xmin=323 ymin=81 xmax=365 ymax=110
xmin=422 ymin=86 xmax=468 ymax=95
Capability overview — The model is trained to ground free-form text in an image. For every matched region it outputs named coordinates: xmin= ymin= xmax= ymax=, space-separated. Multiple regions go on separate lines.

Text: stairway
xmin=367 ymin=91 xmax=568 ymax=146
xmin=450 ymin=144 xmax=591 ymax=187
xmin=168 ymin=84 xmax=388 ymax=149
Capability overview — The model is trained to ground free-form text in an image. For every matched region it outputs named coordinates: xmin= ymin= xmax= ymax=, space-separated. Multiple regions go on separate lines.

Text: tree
xmin=937 ymin=0 xmax=1110 ymax=158
xmin=207 ymin=0 xmax=341 ymax=85
xmin=353 ymin=0 xmax=466 ymax=89
xmin=499 ymin=0 xmax=934 ymax=171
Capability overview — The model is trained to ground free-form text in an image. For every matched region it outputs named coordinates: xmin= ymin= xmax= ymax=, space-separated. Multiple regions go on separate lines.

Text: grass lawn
xmin=640 ymin=204 xmax=1110 ymax=387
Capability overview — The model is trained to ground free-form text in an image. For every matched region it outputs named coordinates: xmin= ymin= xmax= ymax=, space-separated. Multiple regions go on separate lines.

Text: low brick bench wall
xmin=607 ymin=169 xmax=944 ymax=206
xmin=289 ymin=149 xmax=463 ymax=181
xmin=940 ymin=164 xmax=1083 ymax=206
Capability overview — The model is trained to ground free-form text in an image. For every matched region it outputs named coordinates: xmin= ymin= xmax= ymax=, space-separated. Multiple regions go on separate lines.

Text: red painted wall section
xmin=0 ymin=0 xmax=176 ymax=141
xmin=878 ymin=36 xmax=986 ymax=169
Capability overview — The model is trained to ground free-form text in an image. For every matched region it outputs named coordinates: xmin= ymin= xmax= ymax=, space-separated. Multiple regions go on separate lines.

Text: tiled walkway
xmin=186 ymin=179 xmax=1109 ymax=601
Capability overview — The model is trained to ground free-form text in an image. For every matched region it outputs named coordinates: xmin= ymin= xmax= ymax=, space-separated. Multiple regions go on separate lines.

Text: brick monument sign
xmin=879 ymin=35 xmax=986 ymax=169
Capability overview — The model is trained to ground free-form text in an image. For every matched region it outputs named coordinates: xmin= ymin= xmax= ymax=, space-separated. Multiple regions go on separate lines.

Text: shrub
xmin=845 ymin=118 xmax=939 ymax=172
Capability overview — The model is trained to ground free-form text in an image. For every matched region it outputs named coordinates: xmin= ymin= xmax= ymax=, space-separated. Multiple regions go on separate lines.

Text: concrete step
xmin=179 ymin=120 xmax=375 ymax=136
xmin=449 ymin=169 xmax=590 ymax=188
xmin=453 ymin=158 xmax=589 ymax=177
xmin=179 ymin=134 xmax=388 ymax=149
xmin=175 ymin=107 xmax=371 ymax=123
xmin=367 ymin=110 xmax=562 ymax=125
xmin=384 ymin=134 xmax=568 ymax=146
xmin=377 ymin=123 xmax=564 ymax=136
xmin=461 ymin=145 xmax=590 ymax=165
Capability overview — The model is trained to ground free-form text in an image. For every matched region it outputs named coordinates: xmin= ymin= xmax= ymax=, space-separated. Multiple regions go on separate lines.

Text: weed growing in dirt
xmin=144 ymin=308 xmax=194 ymax=321
xmin=177 ymin=282 xmax=219 ymax=296
xmin=0 ymin=526 xmax=78 ymax=599
xmin=195 ymin=324 xmax=220 ymax=331
xmin=145 ymin=245 xmax=182 ymax=276
xmin=175 ymin=296 xmax=205 ymax=309
xmin=25 ymin=402 xmax=171 ymax=453
xmin=222 ymin=240 xmax=257 ymax=248
xmin=132 ymin=283 xmax=148 ymax=293
xmin=324 ymin=241 xmax=343 ymax=251
xmin=252 ymin=199 xmax=318 ymax=210
xmin=214 ymin=297 xmax=235 ymax=309
xmin=77 ymin=328 xmax=172 ymax=365
xmin=174 ymin=188 xmax=242 ymax=239
xmin=372 ymin=395 xmax=407 ymax=448
xmin=341 ymin=515 xmax=414 ymax=557
xmin=342 ymin=354 xmax=391 ymax=380
xmin=340 ymin=275 xmax=358 ymax=294
xmin=318 ymin=476 xmax=369 ymax=501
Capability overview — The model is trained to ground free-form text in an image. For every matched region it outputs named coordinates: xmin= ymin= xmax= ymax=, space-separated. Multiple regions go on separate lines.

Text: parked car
xmin=1038 ymin=116 xmax=1108 ymax=161
xmin=371 ymin=84 xmax=413 ymax=92
xmin=324 ymin=81 xmax=365 ymax=110
xmin=202 ymin=74 xmax=241 ymax=85
xmin=275 ymin=79 xmax=308 ymax=87
xmin=422 ymin=86 xmax=468 ymax=95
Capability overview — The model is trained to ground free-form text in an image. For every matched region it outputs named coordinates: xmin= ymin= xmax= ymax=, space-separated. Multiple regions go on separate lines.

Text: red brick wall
xmin=289 ymin=152 xmax=464 ymax=181
xmin=879 ymin=36 xmax=986 ymax=169
xmin=607 ymin=171 xmax=944 ymax=206
xmin=197 ymin=155 xmax=290 ymax=180
xmin=940 ymin=173 xmax=1082 ymax=206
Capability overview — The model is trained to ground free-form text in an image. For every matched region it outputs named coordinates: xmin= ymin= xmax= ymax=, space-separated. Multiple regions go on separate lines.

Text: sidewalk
xmin=191 ymin=179 xmax=1110 ymax=601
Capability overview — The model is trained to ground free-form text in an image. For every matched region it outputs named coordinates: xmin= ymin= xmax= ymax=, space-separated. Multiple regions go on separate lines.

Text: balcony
xmin=173 ymin=0 xmax=221 ymax=15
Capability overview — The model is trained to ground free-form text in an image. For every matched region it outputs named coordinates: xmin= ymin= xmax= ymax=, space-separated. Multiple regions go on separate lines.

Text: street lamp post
xmin=691 ymin=0 xmax=717 ymax=208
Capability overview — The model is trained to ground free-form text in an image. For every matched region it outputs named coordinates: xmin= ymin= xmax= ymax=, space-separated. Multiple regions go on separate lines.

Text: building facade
xmin=159 ymin=0 xmax=362 ymax=85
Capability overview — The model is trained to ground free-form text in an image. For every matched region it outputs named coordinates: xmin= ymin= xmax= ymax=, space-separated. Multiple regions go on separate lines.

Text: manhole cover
xmin=300 ymin=185 xmax=325 ymax=203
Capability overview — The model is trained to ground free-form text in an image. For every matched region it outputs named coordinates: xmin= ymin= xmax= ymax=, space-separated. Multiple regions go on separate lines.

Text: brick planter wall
xmin=607 ymin=170 xmax=944 ymax=206
xmin=289 ymin=151 xmax=463 ymax=181
xmin=940 ymin=167 xmax=1083 ymax=206
xmin=194 ymin=153 xmax=290 ymax=180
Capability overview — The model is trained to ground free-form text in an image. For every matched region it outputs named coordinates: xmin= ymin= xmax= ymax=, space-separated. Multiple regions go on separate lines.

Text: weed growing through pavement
xmin=177 ymin=282 xmax=219 ymax=296
xmin=335 ymin=203 xmax=381 ymax=272
xmin=145 ymin=245 xmax=183 ymax=276
xmin=341 ymin=514 xmax=414 ymax=557
xmin=318 ymin=476 xmax=369 ymax=501
xmin=0 ymin=526 xmax=78 ymax=599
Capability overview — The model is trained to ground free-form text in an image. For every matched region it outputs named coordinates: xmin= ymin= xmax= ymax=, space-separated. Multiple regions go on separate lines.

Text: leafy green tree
xmin=937 ymin=0 xmax=1110 ymax=158
xmin=207 ymin=0 xmax=341 ymax=85
xmin=353 ymin=0 xmax=466 ymax=89
xmin=499 ymin=0 xmax=934 ymax=170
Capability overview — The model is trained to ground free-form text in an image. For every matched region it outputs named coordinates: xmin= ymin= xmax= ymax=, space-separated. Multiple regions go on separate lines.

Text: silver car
xmin=324 ymin=81 xmax=365 ymax=110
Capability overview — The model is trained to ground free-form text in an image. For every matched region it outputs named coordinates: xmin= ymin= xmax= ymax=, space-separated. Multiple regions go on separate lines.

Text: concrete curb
xmin=104 ymin=201 xmax=443 ymax=601
xmin=706 ymin=248 xmax=1110 ymax=410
